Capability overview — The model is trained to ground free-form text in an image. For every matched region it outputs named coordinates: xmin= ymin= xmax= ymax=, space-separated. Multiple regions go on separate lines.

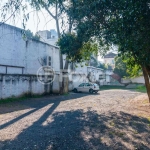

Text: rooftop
xmin=104 ymin=52 xmax=117 ymax=58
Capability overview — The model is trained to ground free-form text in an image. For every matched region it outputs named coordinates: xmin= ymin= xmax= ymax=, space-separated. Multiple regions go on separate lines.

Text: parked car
xmin=73 ymin=83 xmax=99 ymax=93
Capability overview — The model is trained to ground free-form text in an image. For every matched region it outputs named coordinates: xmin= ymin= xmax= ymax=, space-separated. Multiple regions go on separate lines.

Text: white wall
xmin=37 ymin=30 xmax=58 ymax=46
xmin=25 ymin=40 xmax=60 ymax=74
xmin=0 ymin=24 xmax=26 ymax=72
xmin=0 ymin=24 xmax=60 ymax=75
xmin=0 ymin=24 xmax=61 ymax=99
xmin=122 ymin=76 xmax=145 ymax=84
xmin=70 ymin=65 xmax=104 ymax=89
xmin=0 ymin=75 xmax=44 ymax=99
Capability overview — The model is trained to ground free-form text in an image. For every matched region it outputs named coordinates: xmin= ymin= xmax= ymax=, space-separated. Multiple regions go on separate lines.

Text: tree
xmin=113 ymin=55 xmax=142 ymax=78
xmin=29 ymin=0 xmax=99 ymax=93
xmin=0 ymin=0 xmax=31 ymax=29
xmin=23 ymin=29 xmax=40 ymax=40
xmin=89 ymin=56 xmax=98 ymax=67
xmin=113 ymin=56 xmax=129 ymax=78
xmin=57 ymin=33 xmax=98 ymax=65
xmin=65 ymin=0 xmax=150 ymax=102
xmin=122 ymin=55 xmax=142 ymax=78
xmin=97 ymin=63 xmax=107 ymax=70
xmin=28 ymin=0 xmax=67 ymax=93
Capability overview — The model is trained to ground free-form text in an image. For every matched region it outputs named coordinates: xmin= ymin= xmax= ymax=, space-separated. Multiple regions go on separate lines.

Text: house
xmin=37 ymin=30 xmax=58 ymax=46
xmin=104 ymin=52 xmax=117 ymax=69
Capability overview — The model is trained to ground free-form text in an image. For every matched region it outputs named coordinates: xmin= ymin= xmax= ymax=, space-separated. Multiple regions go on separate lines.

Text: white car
xmin=73 ymin=83 xmax=99 ymax=93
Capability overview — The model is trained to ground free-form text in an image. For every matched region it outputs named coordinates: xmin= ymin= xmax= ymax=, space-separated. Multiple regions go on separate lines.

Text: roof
xmin=104 ymin=52 xmax=117 ymax=58
xmin=87 ymin=66 xmax=104 ymax=71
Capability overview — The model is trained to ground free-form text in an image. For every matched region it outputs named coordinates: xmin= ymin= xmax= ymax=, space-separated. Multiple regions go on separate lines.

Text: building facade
xmin=0 ymin=24 xmax=61 ymax=99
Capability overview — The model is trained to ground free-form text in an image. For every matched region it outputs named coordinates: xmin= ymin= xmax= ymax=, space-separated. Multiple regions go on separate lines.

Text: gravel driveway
xmin=0 ymin=90 xmax=150 ymax=150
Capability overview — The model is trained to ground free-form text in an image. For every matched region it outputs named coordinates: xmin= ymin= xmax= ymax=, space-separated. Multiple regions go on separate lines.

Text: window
xmin=85 ymin=83 xmax=91 ymax=86
xmin=79 ymin=83 xmax=85 ymax=87
xmin=43 ymin=56 xmax=52 ymax=66
xmin=48 ymin=56 xmax=51 ymax=66
xmin=112 ymin=60 xmax=114 ymax=64
xmin=47 ymin=32 xmax=51 ymax=39
xmin=93 ymin=84 xmax=98 ymax=86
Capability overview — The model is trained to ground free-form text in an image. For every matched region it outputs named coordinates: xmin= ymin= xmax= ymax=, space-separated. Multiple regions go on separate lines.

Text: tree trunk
xmin=39 ymin=0 xmax=71 ymax=94
xmin=62 ymin=60 xmax=69 ymax=93
xmin=142 ymin=66 xmax=150 ymax=103
xmin=55 ymin=1 xmax=65 ymax=94
xmin=62 ymin=17 xmax=74 ymax=94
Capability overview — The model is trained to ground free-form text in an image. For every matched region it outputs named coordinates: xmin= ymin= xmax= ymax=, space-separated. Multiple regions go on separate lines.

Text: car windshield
xmin=79 ymin=83 xmax=84 ymax=87
xmin=85 ymin=83 xmax=91 ymax=86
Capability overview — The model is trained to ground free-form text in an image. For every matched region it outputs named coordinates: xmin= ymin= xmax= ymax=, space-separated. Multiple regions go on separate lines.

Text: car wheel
xmin=74 ymin=88 xmax=78 ymax=93
xmin=95 ymin=91 xmax=98 ymax=93
xmin=89 ymin=89 xmax=93 ymax=94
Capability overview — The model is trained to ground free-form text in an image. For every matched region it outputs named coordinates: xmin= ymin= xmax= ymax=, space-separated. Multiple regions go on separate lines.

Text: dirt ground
xmin=0 ymin=89 xmax=150 ymax=150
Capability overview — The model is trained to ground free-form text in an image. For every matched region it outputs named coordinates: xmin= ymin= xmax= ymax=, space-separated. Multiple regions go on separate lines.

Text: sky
xmin=0 ymin=1 xmax=57 ymax=33
xmin=6 ymin=8 xmax=57 ymax=33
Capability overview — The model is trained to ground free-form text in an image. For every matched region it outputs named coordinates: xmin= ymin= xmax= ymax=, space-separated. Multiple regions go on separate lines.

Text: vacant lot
xmin=0 ymin=89 xmax=150 ymax=150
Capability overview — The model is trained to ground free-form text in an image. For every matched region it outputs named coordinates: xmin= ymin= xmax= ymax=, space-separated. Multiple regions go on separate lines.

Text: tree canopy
xmin=113 ymin=55 xmax=142 ymax=78
xmin=57 ymin=33 xmax=98 ymax=63
xmin=23 ymin=29 xmax=40 ymax=40
xmin=65 ymin=0 xmax=150 ymax=101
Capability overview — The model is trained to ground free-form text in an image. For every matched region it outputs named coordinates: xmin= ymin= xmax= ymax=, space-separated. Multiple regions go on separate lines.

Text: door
xmin=77 ymin=83 xmax=85 ymax=92
xmin=83 ymin=83 xmax=92 ymax=92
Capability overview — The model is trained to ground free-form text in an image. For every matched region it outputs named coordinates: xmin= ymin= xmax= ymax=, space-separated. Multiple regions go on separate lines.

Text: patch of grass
xmin=0 ymin=94 xmax=43 ymax=104
xmin=147 ymin=117 xmax=150 ymax=122
xmin=145 ymin=117 xmax=150 ymax=127
xmin=63 ymin=93 xmax=70 ymax=96
xmin=136 ymin=85 xmax=147 ymax=93
xmin=142 ymin=99 xmax=149 ymax=104
xmin=100 ymin=85 xmax=126 ymax=91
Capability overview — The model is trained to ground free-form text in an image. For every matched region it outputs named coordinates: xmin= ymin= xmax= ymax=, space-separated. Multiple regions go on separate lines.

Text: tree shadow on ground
xmin=0 ymin=93 xmax=90 ymax=114
xmin=0 ymin=93 xmax=91 ymax=130
xmin=1 ymin=108 xmax=150 ymax=150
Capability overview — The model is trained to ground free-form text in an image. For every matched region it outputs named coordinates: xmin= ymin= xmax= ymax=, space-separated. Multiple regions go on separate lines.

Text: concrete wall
xmin=0 ymin=74 xmax=60 ymax=99
xmin=122 ymin=76 xmax=145 ymax=84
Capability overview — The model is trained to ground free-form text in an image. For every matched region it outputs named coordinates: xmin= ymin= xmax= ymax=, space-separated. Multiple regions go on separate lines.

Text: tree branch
xmin=42 ymin=3 xmax=56 ymax=19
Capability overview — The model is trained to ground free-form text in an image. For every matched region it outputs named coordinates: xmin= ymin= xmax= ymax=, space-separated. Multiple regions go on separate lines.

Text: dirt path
xmin=0 ymin=90 xmax=150 ymax=150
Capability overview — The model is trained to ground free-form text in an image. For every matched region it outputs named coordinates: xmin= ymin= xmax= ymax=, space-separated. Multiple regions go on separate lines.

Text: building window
xmin=52 ymin=36 xmax=55 ymax=39
xmin=48 ymin=56 xmax=51 ymax=66
xmin=47 ymin=32 xmax=51 ymax=39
